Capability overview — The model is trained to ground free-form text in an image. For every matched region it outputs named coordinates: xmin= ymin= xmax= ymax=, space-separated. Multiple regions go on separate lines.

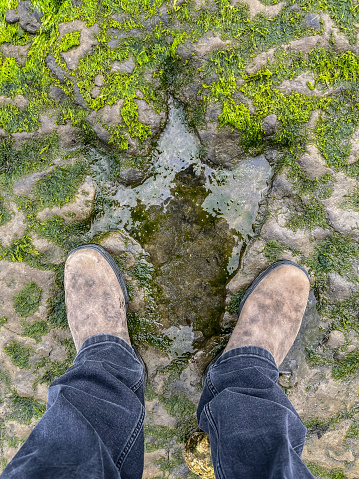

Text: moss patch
xmin=33 ymin=162 xmax=87 ymax=209
xmin=4 ymin=341 xmax=34 ymax=369
xmin=306 ymin=462 xmax=346 ymax=479
xmin=7 ymin=391 xmax=46 ymax=425
xmin=13 ymin=281 xmax=42 ymax=317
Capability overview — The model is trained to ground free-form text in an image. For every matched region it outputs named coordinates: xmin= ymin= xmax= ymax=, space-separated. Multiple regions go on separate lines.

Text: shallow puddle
xmin=90 ymin=98 xmax=273 ymax=339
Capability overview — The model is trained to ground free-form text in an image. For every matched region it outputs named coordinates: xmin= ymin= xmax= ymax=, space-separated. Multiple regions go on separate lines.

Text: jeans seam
xmin=131 ymin=377 xmax=144 ymax=392
xmin=206 ymin=404 xmax=226 ymax=479
xmin=116 ymin=405 xmax=145 ymax=470
xmin=206 ymin=368 xmax=219 ymax=397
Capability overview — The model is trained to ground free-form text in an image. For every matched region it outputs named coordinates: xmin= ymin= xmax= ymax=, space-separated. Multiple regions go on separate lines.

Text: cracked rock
xmin=17 ymin=1 xmax=43 ymax=34
xmin=5 ymin=9 xmax=19 ymax=24
xmin=305 ymin=13 xmax=320 ymax=31
xmin=262 ymin=113 xmax=278 ymax=137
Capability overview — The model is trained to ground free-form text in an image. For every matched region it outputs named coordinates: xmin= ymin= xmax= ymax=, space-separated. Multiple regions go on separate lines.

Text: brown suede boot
xmin=64 ymin=244 xmax=130 ymax=351
xmin=223 ymin=261 xmax=310 ymax=366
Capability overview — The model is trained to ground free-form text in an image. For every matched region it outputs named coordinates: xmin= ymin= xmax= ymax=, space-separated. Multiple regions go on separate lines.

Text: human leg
xmin=197 ymin=261 xmax=315 ymax=479
xmin=2 ymin=246 xmax=145 ymax=479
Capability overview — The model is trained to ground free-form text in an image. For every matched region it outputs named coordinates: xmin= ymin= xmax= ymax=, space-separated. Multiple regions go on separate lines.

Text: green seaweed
xmin=22 ymin=320 xmax=51 ymax=343
xmin=228 ymin=290 xmax=245 ymax=315
xmin=264 ymin=240 xmax=284 ymax=262
xmin=33 ymin=162 xmax=87 ymax=209
xmin=4 ymin=341 xmax=34 ymax=369
xmin=13 ymin=281 xmax=42 ymax=317
xmin=306 ymin=462 xmax=346 ymax=479
xmin=59 ymin=31 xmax=81 ymax=52
xmin=7 ymin=391 xmax=46 ymax=425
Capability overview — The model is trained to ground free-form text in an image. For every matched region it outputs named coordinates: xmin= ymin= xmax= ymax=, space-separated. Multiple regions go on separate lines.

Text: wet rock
xmin=326 ymin=273 xmax=356 ymax=302
xmin=325 ymin=330 xmax=345 ymax=349
xmin=13 ymin=95 xmax=29 ymax=110
xmin=245 ymin=48 xmax=275 ymax=75
xmin=197 ymin=103 xmax=241 ymax=167
xmin=57 ymin=123 xmax=80 ymax=149
xmin=94 ymin=74 xmax=105 ymax=87
xmin=13 ymin=170 xmax=49 ymax=195
xmin=227 ymin=239 xmax=268 ymax=294
xmin=49 ymin=86 xmax=68 ymax=102
xmin=297 ymin=144 xmax=331 ymax=179
xmin=278 ymin=72 xmax=322 ymax=96
xmin=17 ymin=1 xmax=42 ymax=34
xmin=37 ymin=177 xmax=96 ymax=224
xmin=91 ymin=86 xmax=101 ymax=99
xmin=287 ymin=35 xmax=321 ymax=54
xmin=46 ymin=55 xmax=71 ymax=84
xmin=1 ymin=42 xmax=31 ymax=66
xmin=232 ymin=0 xmax=285 ymax=19
xmin=0 ymin=204 xmax=26 ymax=247
xmin=5 ymin=9 xmax=20 ymax=24
xmin=31 ymin=235 xmax=66 ymax=265
xmin=262 ymin=113 xmax=278 ymax=137
xmin=305 ymin=13 xmax=321 ymax=31
xmin=178 ymin=34 xmax=230 ymax=60
xmin=348 ymin=125 xmax=359 ymax=165
xmin=136 ymin=99 xmax=166 ymax=137
xmin=302 ymin=421 xmax=355 ymax=472
xmin=59 ymin=20 xmax=99 ymax=70
xmin=110 ymin=56 xmax=136 ymax=74
xmin=119 ymin=168 xmax=146 ymax=186
xmin=321 ymin=173 xmax=359 ymax=239
xmin=72 ymin=84 xmax=87 ymax=108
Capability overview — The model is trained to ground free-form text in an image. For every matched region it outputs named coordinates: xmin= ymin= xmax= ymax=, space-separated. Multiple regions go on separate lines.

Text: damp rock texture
xmin=1 ymin=1 xmax=359 ymax=477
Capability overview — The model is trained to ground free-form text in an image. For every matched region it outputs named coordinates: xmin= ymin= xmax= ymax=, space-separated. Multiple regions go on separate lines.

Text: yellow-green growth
xmin=7 ymin=391 xmax=46 ymax=425
xmin=33 ymin=162 xmax=87 ymax=209
xmin=59 ymin=31 xmax=81 ymax=52
xmin=4 ymin=340 xmax=34 ymax=369
xmin=13 ymin=281 xmax=42 ymax=317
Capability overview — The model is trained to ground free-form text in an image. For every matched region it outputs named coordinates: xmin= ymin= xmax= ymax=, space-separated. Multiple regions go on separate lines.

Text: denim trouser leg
xmin=197 ymin=346 xmax=315 ymax=479
xmin=2 ymin=335 xmax=145 ymax=479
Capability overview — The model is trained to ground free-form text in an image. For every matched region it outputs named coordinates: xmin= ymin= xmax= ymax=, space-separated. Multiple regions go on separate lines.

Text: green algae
xmin=305 ymin=233 xmax=359 ymax=279
xmin=59 ymin=31 xmax=81 ymax=52
xmin=288 ymin=197 xmax=328 ymax=231
xmin=13 ymin=281 xmax=42 ymax=317
xmin=306 ymin=463 xmax=346 ymax=479
xmin=0 ymin=316 xmax=7 ymax=328
xmin=32 ymin=161 xmax=87 ymax=209
xmin=21 ymin=319 xmax=51 ymax=343
xmin=264 ymin=240 xmax=284 ymax=262
xmin=4 ymin=341 xmax=34 ymax=369
xmin=7 ymin=391 xmax=46 ymax=425
xmin=332 ymin=350 xmax=359 ymax=381
xmin=0 ymin=134 xmax=59 ymax=188
xmin=228 ymin=290 xmax=245 ymax=315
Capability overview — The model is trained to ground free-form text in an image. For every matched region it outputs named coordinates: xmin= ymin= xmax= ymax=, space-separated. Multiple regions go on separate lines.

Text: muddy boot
xmin=224 ymin=260 xmax=310 ymax=366
xmin=64 ymin=244 xmax=130 ymax=351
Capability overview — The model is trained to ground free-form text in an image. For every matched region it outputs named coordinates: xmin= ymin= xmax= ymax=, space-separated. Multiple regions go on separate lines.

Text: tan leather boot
xmin=64 ymin=244 xmax=130 ymax=351
xmin=224 ymin=261 xmax=310 ymax=366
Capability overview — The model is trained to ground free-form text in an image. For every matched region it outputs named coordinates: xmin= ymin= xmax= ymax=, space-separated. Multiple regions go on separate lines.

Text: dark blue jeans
xmin=2 ymin=337 xmax=314 ymax=479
